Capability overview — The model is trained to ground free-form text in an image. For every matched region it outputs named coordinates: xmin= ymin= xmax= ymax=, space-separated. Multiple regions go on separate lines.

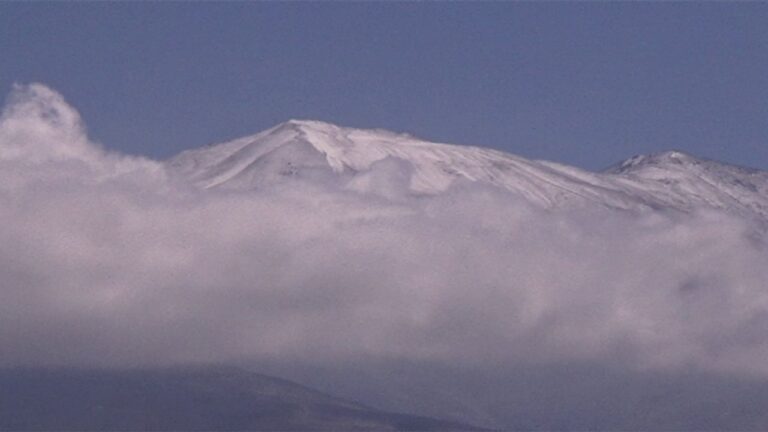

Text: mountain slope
xmin=167 ymin=120 xmax=768 ymax=222
xmin=258 ymin=359 xmax=768 ymax=431
xmin=0 ymin=367 xmax=481 ymax=431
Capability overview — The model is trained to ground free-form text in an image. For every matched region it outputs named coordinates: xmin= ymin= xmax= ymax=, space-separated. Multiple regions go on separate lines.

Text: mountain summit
xmin=168 ymin=121 xmax=768 ymax=221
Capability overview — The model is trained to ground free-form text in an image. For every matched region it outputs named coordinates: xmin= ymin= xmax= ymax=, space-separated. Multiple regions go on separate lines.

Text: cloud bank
xmin=1 ymin=84 xmax=767 ymax=381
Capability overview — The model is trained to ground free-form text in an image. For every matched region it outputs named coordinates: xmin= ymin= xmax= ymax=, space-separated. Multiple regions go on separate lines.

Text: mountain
xmin=4 ymin=113 xmax=768 ymax=431
xmin=0 ymin=366 xmax=481 ymax=431
xmin=167 ymin=120 xmax=768 ymax=222
xmin=255 ymin=359 xmax=768 ymax=431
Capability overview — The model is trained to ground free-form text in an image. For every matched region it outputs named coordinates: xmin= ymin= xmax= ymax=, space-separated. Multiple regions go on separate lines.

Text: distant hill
xmin=0 ymin=366 xmax=481 ymax=431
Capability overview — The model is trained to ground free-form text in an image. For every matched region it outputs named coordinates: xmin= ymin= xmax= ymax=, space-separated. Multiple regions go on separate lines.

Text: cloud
xmin=1 ymin=83 xmax=767 ymax=383
xmin=0 ymin=83 xmax=95 ymax=163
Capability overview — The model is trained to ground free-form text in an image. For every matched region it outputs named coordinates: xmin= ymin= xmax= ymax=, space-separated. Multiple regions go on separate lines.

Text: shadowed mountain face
xmin=3 ymin=363 xmax=768 ymax=431
xmin=253 ymin=360 xmax=768 ymax=431
xmin=0 ymin=367 xmax=480 ymax=431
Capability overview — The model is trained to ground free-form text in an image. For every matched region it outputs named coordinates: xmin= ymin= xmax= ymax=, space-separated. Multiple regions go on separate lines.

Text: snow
xmin=168 ymin=120 xmax=768 ymax=222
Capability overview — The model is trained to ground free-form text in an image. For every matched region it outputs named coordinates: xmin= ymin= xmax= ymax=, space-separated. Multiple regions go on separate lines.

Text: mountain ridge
xmin=167 ymin=120 xmax=768 ymax=223
xmin=0 ymin=366 xmax=483 ymax=431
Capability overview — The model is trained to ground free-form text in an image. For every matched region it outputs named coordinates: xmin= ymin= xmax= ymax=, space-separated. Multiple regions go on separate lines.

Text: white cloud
xmin=1 ymin=84 xmax=767 ymax=381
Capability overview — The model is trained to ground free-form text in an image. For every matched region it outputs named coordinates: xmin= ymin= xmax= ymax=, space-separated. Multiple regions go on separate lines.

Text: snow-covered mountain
xmin=5 ymin=85 xmax=768 ymax=432
xmin=168 ymin=119 xmax=768 ymax=222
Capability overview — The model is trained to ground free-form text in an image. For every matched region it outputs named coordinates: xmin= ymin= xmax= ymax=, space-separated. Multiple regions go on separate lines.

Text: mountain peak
xmin=168 ymin=122 xmax=768 ymax=221
xmin=277 ymin=119 xmax=341 ymax=132
xmin=254 ymin=120 xmax=344 ymax=147
xmin=606 ymin=150 xmax=701 ymax=174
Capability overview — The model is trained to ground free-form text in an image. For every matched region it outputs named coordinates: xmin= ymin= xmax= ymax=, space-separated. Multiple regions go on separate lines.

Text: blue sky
xmin=2 ymin=3 xmax=767 ymax=170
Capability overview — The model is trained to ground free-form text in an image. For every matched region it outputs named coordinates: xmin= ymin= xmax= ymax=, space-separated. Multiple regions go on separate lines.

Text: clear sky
xmin=2 ymin=3 xmax=767 ymax=171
